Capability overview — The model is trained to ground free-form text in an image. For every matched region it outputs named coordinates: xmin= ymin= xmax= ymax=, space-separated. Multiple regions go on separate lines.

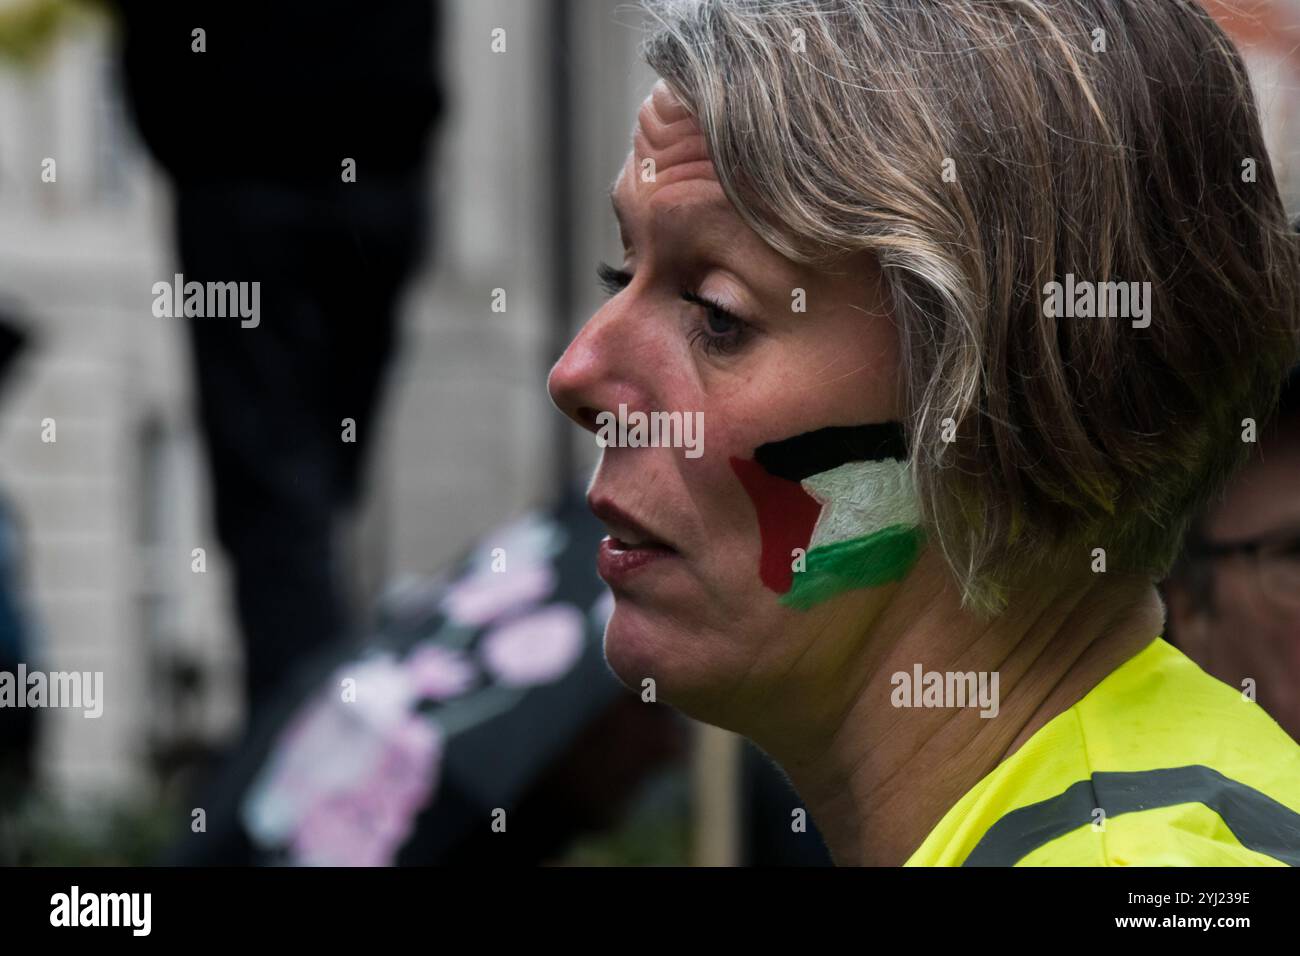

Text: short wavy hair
xmin=641 ymin=0 xmax=1300 ymax=612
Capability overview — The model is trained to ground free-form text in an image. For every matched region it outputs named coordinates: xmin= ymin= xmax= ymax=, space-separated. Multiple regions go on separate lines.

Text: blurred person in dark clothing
xmin=1166 ymin=365 xmax=1300 ymax=742
xmin=112 ymin=1 xmax=444 ymax=721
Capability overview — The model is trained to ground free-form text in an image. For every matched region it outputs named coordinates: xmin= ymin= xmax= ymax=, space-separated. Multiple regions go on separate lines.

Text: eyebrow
xmin=607 ymin=181 xmax=734 ymax=233
xmin=605 ymin=180 xmax=799 ymax=298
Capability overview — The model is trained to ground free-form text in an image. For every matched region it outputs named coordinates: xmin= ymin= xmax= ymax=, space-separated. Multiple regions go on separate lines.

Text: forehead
xmin=607 ymin=82 xmax=877 ymax=294
xmin=613 ymin=80 xmax=727 ymax=217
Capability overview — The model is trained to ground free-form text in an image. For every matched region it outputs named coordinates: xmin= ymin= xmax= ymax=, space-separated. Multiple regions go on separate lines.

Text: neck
xmin=739 ymin=550 xmax=1165 ymax=866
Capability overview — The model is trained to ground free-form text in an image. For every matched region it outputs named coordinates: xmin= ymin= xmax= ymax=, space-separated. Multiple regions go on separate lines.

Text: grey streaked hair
xmin=641 ymin=0 xmax=1300 ymax=613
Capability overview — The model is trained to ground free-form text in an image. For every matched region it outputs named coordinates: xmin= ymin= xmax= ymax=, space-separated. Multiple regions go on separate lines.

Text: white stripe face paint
xmin=800 ymin=458 xmax=920 ymax=551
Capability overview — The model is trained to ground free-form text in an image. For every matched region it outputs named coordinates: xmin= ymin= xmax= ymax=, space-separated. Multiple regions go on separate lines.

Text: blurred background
xmin=0 ymin=0 xmax=1296 ymax=866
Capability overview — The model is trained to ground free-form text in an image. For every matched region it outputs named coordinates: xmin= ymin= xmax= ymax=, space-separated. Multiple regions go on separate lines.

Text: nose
xmin=548 ymin=304 xmax=640 ymax=436
xmin=547 ymin=329 xmax=603 ymax=436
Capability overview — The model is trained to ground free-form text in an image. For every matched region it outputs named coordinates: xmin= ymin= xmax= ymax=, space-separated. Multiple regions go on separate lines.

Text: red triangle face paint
xmin=728 ymin=456 xmax=822 ymax=593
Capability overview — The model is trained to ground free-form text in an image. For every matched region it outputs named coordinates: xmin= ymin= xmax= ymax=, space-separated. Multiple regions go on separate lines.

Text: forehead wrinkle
xmin=634 ymin=102 xmax=702 ymax=151
xmin=610 ymin=159 xmax=728 ymax=229
xmin=632 ymin=93 xmax=712 ymax=185
xmin=613 ymin=83 xmax=792 ymax=277
xmin=632 ymin=126 xmax=711 ymax=183
xmin=629 ymin=181 xmax=748 ymax=256
xmin=610 ymin=172 xmax=798 ymax=287
xmin=648 ymin=79 xmax=693 ymax=124
xmin=635 ymin=83 xmax=700 ymax=148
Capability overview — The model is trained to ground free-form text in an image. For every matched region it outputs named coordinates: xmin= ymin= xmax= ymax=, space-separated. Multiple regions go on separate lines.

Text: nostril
xmin=576 ymin=406 xmax=603 ymax=433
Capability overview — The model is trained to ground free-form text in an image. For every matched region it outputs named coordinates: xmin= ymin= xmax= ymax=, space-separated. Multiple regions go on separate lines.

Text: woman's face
xmin=548 ymin=81 xmax=903 ymax=724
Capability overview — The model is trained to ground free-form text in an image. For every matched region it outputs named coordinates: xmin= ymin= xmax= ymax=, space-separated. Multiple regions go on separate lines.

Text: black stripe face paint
xmin=752 ymin=422 xmax=907 ymax=482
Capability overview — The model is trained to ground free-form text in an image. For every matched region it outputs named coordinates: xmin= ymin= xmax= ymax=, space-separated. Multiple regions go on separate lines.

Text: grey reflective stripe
xmin=962 ymin=765 xmax=1300 ymax=866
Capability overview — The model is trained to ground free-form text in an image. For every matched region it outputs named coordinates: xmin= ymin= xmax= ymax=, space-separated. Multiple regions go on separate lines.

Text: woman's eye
xmin=682 ymin=290 xmax=752 ymax=357
xmin=596 ymin=261 xmax=753 ymax=357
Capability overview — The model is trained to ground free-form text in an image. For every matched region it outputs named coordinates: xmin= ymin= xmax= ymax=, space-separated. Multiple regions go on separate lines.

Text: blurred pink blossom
xmin=480 ymin=604 xmax=585 ymax=687
xmin=406 ymin=643 xmax=478 ymax=700
xmin=440 ymin=562 xmax=556 ymax=628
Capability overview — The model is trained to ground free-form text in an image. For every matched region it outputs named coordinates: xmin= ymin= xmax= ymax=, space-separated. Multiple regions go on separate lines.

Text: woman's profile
xmin=548 ymin=0 xmax=1300 ymax=866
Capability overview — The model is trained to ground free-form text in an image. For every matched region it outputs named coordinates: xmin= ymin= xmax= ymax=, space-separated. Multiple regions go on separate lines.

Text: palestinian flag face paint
xmin=729 ymin=423 xmax=923 ymax=610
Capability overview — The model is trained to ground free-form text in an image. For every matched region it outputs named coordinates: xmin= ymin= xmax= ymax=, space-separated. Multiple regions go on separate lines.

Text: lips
xmin=588 ymin=497 xmax=673 ymax=549
xmin=588 ymin=496 xmax=679 ymax=585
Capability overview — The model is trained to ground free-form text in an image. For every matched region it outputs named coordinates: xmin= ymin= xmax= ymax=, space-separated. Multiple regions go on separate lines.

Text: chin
xmin=603 ymin=599 xmax=671 ymax=691
xmin=602 ymin=598 xmax=723 ymax=714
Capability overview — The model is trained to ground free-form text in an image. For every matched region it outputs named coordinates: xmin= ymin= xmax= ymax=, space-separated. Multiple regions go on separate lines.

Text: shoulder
xmin=917 ymin=639 xmax=1300 ymax=867
xmin=1017 ymin=800 xmax=1294 ymax=866
xmin=1013 ymin=640 xmax=1300 ymax=866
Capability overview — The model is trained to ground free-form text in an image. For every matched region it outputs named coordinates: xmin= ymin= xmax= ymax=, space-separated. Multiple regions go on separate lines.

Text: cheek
xmin=678 ymin=446 xmax=780 ymax=601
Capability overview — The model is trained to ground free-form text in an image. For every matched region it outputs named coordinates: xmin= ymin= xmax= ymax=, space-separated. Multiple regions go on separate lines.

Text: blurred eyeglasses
xmin=1189 ymin=529 xmax=1300 ymax=612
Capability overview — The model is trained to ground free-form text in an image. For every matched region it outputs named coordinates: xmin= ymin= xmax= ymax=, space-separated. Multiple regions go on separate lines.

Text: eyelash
xmin=595 ymin=261 xmax=752 ymax=357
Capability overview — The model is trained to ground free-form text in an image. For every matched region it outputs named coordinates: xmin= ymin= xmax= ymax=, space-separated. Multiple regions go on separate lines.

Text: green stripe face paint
xmin=728 ymin=423 xmax=924 ymax=609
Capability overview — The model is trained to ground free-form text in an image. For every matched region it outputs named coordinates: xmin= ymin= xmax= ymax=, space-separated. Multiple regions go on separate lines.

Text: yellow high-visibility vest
xmin=904 ymin=637 xmax=1300 ymax=866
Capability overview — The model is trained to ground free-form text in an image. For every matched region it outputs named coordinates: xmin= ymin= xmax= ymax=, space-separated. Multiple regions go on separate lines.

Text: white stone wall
xmin=0 ymin=1 xmax=657 ymax=803
xmin=0 ymin=20 xmax=238 ymax=801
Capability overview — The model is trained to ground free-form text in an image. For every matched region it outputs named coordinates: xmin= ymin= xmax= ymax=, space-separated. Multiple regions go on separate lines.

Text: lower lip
xmin=596 ymin=536 xmax=677 ymax=586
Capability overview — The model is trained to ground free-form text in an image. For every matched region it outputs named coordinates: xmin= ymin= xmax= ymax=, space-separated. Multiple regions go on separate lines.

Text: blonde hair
xmin=642 ymin=0 xmax=1300 ymax=613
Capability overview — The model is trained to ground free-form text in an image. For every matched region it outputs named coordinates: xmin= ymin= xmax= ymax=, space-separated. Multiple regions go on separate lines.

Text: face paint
xmin=729 ymin=422 xmax=923 ymax=610
xmin=729 ymin=457 xmax=823 ymax=594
